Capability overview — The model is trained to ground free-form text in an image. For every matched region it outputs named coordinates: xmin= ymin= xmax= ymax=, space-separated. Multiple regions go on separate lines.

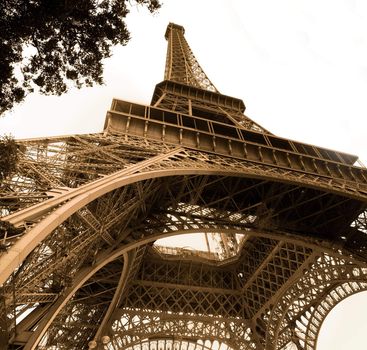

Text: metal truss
xmin=2 ymin=135 xmax=365 ymax=349
xmin=0 ymin=134 xmax=366 ymax=349
xmin=164 ymin=23 xmax=217 ymax=92
xmin=264 ymin=256 xmax=367 ymax=349
xmin=108 ymin=309 xmax=252 ymax=349
xmin=154 ymin=24 xmax=269 ymax=132
xmin=0 ymin=22 xmax=367 ymax=350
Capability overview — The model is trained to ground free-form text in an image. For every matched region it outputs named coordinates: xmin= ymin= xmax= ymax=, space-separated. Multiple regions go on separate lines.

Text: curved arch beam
xmin=92 ymin=249 xmax=142 ymax=345
xmin=0 ymin=168 xmax=362 ymax=286
xmin=265 ymin=262 xmax=367 ymax=349
xmin=1 ymin=147 xmax=182 ymax=285
xmin=112 ymin=337 xmax=235 ymax=350
xmin=3 ymin=135 xmax=367 ymax=286
xmin=23 ymin=251 xmax=129 ymax=350
xmin=20 ymin=225 xmax=363 ymax=350
xmin=303 ymin=283 xmax=367 ymax=349
xmin=109 ymin=315 xmax=244 ymax=350
xmin=16 ymin=225 xmax=278 ymax=349
xmin=19 ymin=226 xmax=258 ymax=349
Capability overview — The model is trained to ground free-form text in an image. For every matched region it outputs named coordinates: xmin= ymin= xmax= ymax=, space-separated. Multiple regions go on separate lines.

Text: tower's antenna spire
xmin=164 ymin=23 xmax=218 ymax=92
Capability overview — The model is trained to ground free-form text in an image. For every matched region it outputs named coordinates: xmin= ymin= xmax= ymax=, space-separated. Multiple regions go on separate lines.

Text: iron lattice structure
xmin=1 ymin=22 xmax=367 ymax=350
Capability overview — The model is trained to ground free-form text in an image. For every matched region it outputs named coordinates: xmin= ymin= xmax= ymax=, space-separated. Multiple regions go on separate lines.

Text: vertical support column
xmin=0 ymin=289 xmax=8 ymax=349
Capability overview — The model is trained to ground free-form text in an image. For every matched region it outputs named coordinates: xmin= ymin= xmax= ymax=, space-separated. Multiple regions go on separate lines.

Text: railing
xmin=108 ymin=98 xmax=359 ymax=166
xmin=153 ymin=245 xmax=221 ymax=261
xmin=104 ymin=99 xmax=367 ymax=193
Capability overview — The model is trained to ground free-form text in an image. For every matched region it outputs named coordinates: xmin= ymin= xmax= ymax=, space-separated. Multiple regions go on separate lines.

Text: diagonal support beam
xmin=92 ymin=247 xmax=146 ymax=344
xmin=93 ymin=248 xmax=139 ymax=342
xmin=0 ymin=147 xmax=183 ymax=286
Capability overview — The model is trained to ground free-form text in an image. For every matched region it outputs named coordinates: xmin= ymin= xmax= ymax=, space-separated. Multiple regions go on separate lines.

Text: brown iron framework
xmin=0 ymin=22 xmax=366 ymax=350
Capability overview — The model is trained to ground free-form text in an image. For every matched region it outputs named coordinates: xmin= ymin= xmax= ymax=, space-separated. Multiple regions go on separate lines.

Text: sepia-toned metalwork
xmin=1 ymin=22 xmax=366 ymax=350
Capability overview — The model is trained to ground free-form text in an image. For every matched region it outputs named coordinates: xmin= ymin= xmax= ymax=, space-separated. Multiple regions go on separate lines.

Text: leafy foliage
xmin=0 ymin=135 xmax=18 ymax=181
xmin=0 ymin=0 xmax=161 ymax=115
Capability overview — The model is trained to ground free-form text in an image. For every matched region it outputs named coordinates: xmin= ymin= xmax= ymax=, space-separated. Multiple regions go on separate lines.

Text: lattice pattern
xmin=109 ymin=338 xmax=233 ymax=350
xmin=0 ymin=134 xmax=171 ymax=221
xmin=263 ymin=254 xmax=367 ymax=349
xmin=243 ymin=243 xmax=313 ymax=317
xmin=136 ymin=257 xmax=237 ymax=290
xmin=38 ymin=259 xmax=124 ymax=350
xmin=109 ymin=309 xmax=255 ymax=349
xmin=164 ymin=23 xmax=217 ymax=92
xmin=1 ymin=146 xmax=366 ymax=349
xmin=151 ymin=85 xmax=268 ymax=133
xmin=122 ymin=283 xmax=244 ymax=318
xmin=298 ymin=281 xmax=367 ymax=349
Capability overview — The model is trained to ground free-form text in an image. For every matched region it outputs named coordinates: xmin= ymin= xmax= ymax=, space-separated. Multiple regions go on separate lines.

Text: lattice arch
xmin=108 ymin=313 xmax=250 ymax=349
xmin=299 ymin=283 xmax=367 ymax=350
xmin=108 ymin=338 xmax=233 ymax=350
xmin=263 ymin=255 xmax=367 ymax=349
xmin=2 ymin=142 xmax=366 ymax=288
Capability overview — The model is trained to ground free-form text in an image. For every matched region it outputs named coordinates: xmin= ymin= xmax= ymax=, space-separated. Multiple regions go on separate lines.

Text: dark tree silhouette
xmin=0 ymin=135 xmax=18 ymax=181
xmin=0 ymin=0 xmax=161 ymax=115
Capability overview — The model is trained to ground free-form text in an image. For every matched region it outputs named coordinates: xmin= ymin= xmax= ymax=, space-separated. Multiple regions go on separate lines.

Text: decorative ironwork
xmin=0 ymin=23 xmax=366 ymax=350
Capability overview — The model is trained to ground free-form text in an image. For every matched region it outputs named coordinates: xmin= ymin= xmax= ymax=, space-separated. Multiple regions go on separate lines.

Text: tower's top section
xmin=163 ymin=22 xmax=218 ymax=92
xmin=164 ymin=22 xmax=185 ymax=39
xmin=151 ymin=22 xmax=272 ymax=133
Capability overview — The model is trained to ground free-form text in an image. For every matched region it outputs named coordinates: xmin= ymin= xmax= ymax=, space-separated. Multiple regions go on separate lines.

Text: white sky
xmin=1 ymin=0 xmax=366 ymax=348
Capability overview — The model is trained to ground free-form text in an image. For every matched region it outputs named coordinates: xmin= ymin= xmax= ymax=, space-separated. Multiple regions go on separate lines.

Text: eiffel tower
xmin=1 ymin=22 xmax=367 ymax=350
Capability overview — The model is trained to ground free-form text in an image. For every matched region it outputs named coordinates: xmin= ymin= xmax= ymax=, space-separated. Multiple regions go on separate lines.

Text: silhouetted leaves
xmin=0 ymin=0 xmax=161 ymax=115
xmin=0 ymin=135 xmax=18 ymax=181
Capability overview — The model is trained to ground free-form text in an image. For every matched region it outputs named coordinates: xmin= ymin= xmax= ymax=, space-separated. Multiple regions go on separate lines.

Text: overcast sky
xmin=1 ymin=0 xmax=366 ymax=348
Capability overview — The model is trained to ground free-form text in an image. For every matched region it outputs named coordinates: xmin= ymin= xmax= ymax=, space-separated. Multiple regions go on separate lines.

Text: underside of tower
xmin=0 ymin=23 xmax=367 ymax=350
